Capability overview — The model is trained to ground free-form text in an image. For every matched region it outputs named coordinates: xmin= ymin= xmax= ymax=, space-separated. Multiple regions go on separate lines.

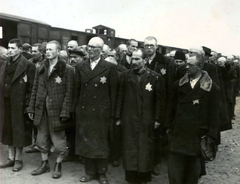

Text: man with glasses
xmin=116 ymin=48 xmax=165 ymax=184
xmin=120 ymin=39 xmax=138 ymax=69
xmin=143 ymin=36 xmax=168 ymax=176
xmin=73 ymin=37 xmax=118 ymax=184
xmin=165 ymin=54 xmax=219 ymax=184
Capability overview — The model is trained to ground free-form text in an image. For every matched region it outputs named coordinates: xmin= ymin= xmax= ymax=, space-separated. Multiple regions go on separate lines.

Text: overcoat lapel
xmin=84 ymin=58 xmax=107 ymax=83
xmin=11 ymin=56 xmax=27 ymax=84
xmin=179 ymin=81 xmax=205 ymax=103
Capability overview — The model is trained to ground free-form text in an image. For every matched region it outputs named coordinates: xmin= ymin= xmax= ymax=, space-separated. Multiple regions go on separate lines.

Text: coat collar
xmin=179 ymin=70 xmax=212 ymax=92
xmin=80 ymin=58 xmax=108 ymax=83
xmin=39 ymin=58 xmax=66 ymax=77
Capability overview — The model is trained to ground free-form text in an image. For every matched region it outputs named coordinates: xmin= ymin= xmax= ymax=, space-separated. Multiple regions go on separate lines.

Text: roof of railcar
xmin=0 ymin=12 xmax=51 ymax=26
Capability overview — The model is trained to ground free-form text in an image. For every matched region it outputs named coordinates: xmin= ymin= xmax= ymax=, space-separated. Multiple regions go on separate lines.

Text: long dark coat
xmin=27 ymin=59 xmax=74 ymax=130
xmin=165 ymin=71 xmax=219 ymax=156
xmin=0 ymin=55 xmax=36 ymax=146
xmin=72 ymin=58 xmax=118 ymax=158
xmin=115 ymin=68 xmax=166 ymax=172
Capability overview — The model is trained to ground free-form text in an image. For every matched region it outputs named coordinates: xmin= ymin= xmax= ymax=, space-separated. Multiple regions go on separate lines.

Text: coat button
xmin=82 ymin=106 xmax=85 ymax=109
xmin=85 ymin=83 xmax=88 ymax=86
xmin=95 ymin=84 xmax=98 ymax=87
xmin=92 ymin=109 xmax=95 ymax=111
xmin=20 ymin=81 xmax=22 ymax=83
xmin=93 ymin=96 xmax=96 ymax=99
xmin=83 ymin=95 xmax=86 ymax=98
xmin=5 ymin=84 xmax=7 ymax=86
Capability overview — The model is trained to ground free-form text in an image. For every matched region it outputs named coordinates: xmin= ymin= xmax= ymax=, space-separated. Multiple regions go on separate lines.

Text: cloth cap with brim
xmin=69 ymin=48 xmax=85 ymax=57
xmin=22 ymin=43 xmax=32 ymax=49
xmin=202 ymin=46 xmax=212 ymax=56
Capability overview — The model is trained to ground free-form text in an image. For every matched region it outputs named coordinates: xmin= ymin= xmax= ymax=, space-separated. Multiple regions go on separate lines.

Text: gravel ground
xmin=0 ymin=97 xmax=240 ymax=184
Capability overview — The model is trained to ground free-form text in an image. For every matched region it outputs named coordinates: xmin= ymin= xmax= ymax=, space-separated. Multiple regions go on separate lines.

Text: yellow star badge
xmin=145 ymin=82 xmax=152 ymax=92
xmin=23 ymin=75 xmax=27 ymax=82
xmin=193 ymin=99 xmax=199 ymax=105
xmin=55 ymin=76 xmax=62 ymax=84
xmin=100 ymin=76 xmax=107 ymax=84
xmin=160 ymin=68 xmax=166 ymax=75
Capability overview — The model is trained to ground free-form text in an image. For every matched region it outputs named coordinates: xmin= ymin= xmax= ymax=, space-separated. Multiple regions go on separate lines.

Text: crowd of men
xmin=0 ymin=36 xmax=239 ymax=184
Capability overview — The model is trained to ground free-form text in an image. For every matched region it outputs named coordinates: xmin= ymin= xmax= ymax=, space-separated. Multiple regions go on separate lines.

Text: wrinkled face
xmin=46 ymin=43 xmax=59 ymax=60
xmin=131 ymin=50 xmax=144 ymax=71
xmin=32 ymin=46 xmax=41 ymax=60
xmin=69 ymin=54 xmax=84 ymax=67
xmin=8 ymin=43 xmax=21 ymax=57
xmin=67 ymin=41 xmax=78 ymax=51
xmin=174 ymin=59 xmax=185 ymax=67
xmin=107 ymin=50 xmax=116 ymax=59
xmin=186 ymin=56 xmax=201 ymax=77
xmin=128 ymin=41 xmax=138 ymax=53
xmin=144 ymin=39 xmax=157 ymax=56
xmin=87 ymin=39 xmax=102 ymax=59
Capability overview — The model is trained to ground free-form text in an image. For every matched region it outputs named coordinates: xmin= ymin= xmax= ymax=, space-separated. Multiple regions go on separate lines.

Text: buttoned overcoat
xmin=115 ymin=68 xmax=166 ymax=172
xmin=165 ymin=71 xmax=219 ymax=156
xmin=73 ymin=58 xmax=118 ymax=158
xmin=27 ymin=59 xmax=74 ymax=130
xmin=0 ymin=55 xmax=36 ymax=146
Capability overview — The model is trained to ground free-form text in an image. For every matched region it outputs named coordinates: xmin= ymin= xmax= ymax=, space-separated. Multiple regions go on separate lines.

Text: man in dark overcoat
xmin=165 ymin=54 xmax=219 ymax=184
xmin=119 ymin=39 xmax=138 ymax=69
xmin=72 ymin=37 xmax=118 ymax=184
xmin=115 ymin=49 xmax=166 ymax=184
xmin=143 ymin=36 xmax=169 ymax=175
xmin=0 ymin=38 xmax=36 ymax=171
xmin=27 ymin=40 xmax=74 ymax=179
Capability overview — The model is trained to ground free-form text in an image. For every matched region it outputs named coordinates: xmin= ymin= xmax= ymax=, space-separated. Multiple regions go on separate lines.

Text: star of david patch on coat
xmin=55 ymin=76 xmax=62 ymax=84
xmin=100 ymin=76 xmax=107 ymax=84
xmin=145 ymin=82 xmax=152 ymax=92
xmin=160 ymin=68 xmax=166 ymax=75
xmin=193 ymin=99 xmax=199 ymax=105
xmin=23 ymin=75 xmax=28 ymax=82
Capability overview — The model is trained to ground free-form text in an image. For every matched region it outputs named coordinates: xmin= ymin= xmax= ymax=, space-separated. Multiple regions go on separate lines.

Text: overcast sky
xmin=1 ymin=0 xmax=240 ymax=55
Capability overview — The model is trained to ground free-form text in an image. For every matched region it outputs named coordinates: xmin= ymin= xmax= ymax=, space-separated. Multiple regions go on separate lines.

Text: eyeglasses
xmin=87 ymin=45 xmax=101 ymax=50
xmin=144 ymin=44 xmax=155 ymax=48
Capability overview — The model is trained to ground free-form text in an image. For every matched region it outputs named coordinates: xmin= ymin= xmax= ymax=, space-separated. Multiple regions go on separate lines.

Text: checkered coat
xmin=27 ymin=58 xmax=74 ymax=131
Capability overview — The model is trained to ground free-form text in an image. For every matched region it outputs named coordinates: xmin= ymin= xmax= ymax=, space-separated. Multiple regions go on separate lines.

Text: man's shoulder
xmin=153 ymin=52 xmax=165 ymax=63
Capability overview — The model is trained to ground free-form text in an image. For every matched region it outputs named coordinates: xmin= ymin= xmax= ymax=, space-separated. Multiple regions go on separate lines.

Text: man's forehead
xmin=144 ymin=39 xmax=156 ymax=45
xmin=132 ymin=50 xmax=142 ymax=58
xmin=130 ymin=41 xmax=138 ymax=46
xmin=187 ymin=56 xmax=198 ymax=64
xmin=47 ymin=43 xmax=57 ymax=48
xmin=119 ymin=45 xmax=127 ymax=51
xmin=8 ymin=43 xmax=18 ymax=47
xmin=32 ymin=46 xmax=39 ymax=50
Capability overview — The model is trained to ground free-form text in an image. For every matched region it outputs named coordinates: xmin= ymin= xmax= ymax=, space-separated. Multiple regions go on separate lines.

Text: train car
xmin=0 ymin=12 xmax=50 ymax=47
xmin=0 ymin=12 xmax=187 ymax=54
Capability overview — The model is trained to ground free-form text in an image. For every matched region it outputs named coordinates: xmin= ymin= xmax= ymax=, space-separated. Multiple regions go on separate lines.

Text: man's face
xmin=174 ymin=59 xmax=185 ymax=67
xmin=107 ymin=50 xmax=116 ymax=59
xmin=67 ymin=41 xmax=78 ymax=51
xmin=69 ymin=54 xmax=83 ymax=67
xmin=8 ymin=43 xmax=21 ymax=57
xmin=186 ymin=56 xmax=201 ymax=77
xmin=131 ymin=50 xmax=144 ymax=71
xmin=87 ymin=39 xmax=102 ymax=59
xmin=144 ymin=39 xmax=157 ymax=56
xmin=46 ymin=43 xmax=59 ymax=60
xmin=101 ymin=45 xmax=109 ymax=59
xmin=128 ymin=41 xmax=138 ymax=54
xmin=32 ymin=46 xmax=41 ymax=60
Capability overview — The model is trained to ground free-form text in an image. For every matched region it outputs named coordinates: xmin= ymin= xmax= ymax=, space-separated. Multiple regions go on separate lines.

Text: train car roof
xmin=0 ymin=12 xmax=51 ymax=26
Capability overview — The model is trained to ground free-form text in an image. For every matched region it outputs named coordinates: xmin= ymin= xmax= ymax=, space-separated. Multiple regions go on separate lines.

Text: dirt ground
xmin=0 ymin=97 xmax=240 ymax=184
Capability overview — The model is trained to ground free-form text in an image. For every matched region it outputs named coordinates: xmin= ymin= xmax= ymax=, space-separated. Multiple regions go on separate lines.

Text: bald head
xmin=88 ymin=37 xmax=104 ymax=60
xmin=67 ymin=40 xmax=78 ymax=51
